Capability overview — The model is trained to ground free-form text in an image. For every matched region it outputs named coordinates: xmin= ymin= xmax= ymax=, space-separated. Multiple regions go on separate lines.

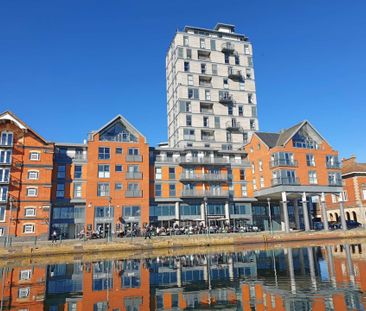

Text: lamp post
xmin=267 ymin=198 xmax=273 ymax=234
xmin=204 ymin=197 xmax=208 ymax=236
xmin=107 ymin=196 xmax=112 ymax=242
xmin=6 ymin=197 xmax=14 ymax=247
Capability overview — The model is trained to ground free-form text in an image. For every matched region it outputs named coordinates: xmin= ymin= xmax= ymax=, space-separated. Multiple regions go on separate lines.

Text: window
xmin=328 ymin=172 xmax=341 ymax=186
xmin=210 ymin=39 xmax=216 ymax=50
xmin=115 ymin=183 xmax=122 ymax=190
xmin=128 ymin=148 xmax=139 ymax=155
xmin=252 ymin=106 xmax=257 ymax=117
xmin=239 ymin=82 xmax=245 ymax=90
xmin=0 ymin=168 xmax=10 ymax=182
xmin=200 ymin=38 xmax=206 ymax=49
xmin=127 ymin=183 xmax=139 ymax=191
xmin=0 ymin=228 xmax=3 ymax=236
xmin=20 ymin=270 xmax=32 ymax=280
xmin=244 ymin=44 xmax=250 ymax=54
xmin=307 ymin=171 xmax=317 ymax=184
xmin=155 ymin=184 xmax=162 ymax=197
xmin=183 ymin=36 xmax=189 ymax=46
xmin=186 ymin=115 xmax=192 ymax=126
xmin=259 ymin=177 xmax=264 ymax=188
xmin=123 ymin=206 xmax=140 ymax=217
xmin=251 ymin=162 xmax=255 ymax=174
xmin=57 ymin=165 xmax=66 ymax=179
xmin=306 ymin=154 xmax=315 ymax=166
xmin=97 ymin=183 xmax=110 ymax=197
xmin=184 ymin=61 xmax=190 ymax=72
xmin=342 ymin=191 xmax=348 ymax=201
xmin=74 ymin=165 xmax=82 ymax=178
xmin=26 ymin=187 xmax=37 ymax=197
xmin=223 ymin=78 xmax=228 ymax=89
xmin=201 ymin=63 xmax=206 ymax=74
xmin=226 ymin=131 xmax=232 ymax=142
xmin=169 ymin=167 xmax=175 ymax=179
xmin=0 ymin=150 xmax=11 ymax=164
xmin=186 ymin=48 xmax=192 ymax=59
xmin=29 ymin=152 xmax=40 ymax=161
xmin=74 ymin=183 xmax=82 ymax=198
xmin=259 ymin=160 xmax=263 ymax=171
xmin=243 ymin=133 xmax=248 ymax=144
xmin=115 ymin=164 xmax=123 ymax=172
xmin=246 ymin=68 xmax=252 ymax=79
xmin=212 ymin=64 xmax=218 ymax=75
xmin=235 ymin=55 xmax=240 ymax=65
xmin=56 ymin=184 xmax=64 ymax=198
xmin=18 ymin=287 xmax=30 ymax=298
xmin=23 ymin=224 xmax=34 ymax=234
xmin=25 ymin=208 xmax=36 ymax=217
xmin=205 ymin=89 xmax=210 ymax=100
xmin=183 ymin=129 xmax=195 ymax=140
xmin=214 ymin=117 xmax=220 ymax=128
xmin=98 ymin=147 xmax=110 ymax=160
xmin=187 ymin=74 xmax=193 ymax=85
xmin=0 ymin=186 xmax=8 ymax=202
xmin=253 ymin=179 xmax=257 ymax=190
xmin=177 ymin=47 xmax=183 ymax=58
xmin=239 ymin=169 xmax=246 ymax=180
xmin=250 ymin=119 xmax=256 ymax=130
xmin=98 ymin=165 xmax=110 ymax=178
xmin=116 ymin=147 xmax=123 ymax=154
xmin=224 ymin=53 xmax=229 ymax=64
xmin=0 ymin=131 xmax=13 ymax=146
xmin=203 ymin=116 xmax=209 ymax=127
xmin=241 ymin=184 xmax=248 ymax=196
xmin=188 ymin=88 xmax=199 ymax=99
xmin=0 ymin=206 xmax=6 ymax=221
xmin=362 ymin=189 xmax=366 ymax=200
xmin=248 ymin=93 xmax=253 ymax=104
xmin=155 ymin=167 xmax=162 ymax=180
xmin=169 ymin=184 xmax=176 ymax=197
xmin=248 ymin=56 xmax=253 ymax=66
xmin=228 ymin=105 xmax=233 ymax=116
xmin=238 ymin=106 xmax=243 ymax=116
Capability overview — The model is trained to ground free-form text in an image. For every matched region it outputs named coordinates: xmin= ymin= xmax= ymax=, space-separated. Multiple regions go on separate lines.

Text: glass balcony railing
xmin=271 ymin=177 xmax=300 ymax=186
xmin=181 ymin=189 xmax=229 ymax=198
xmin=180 ymin=173 xmax=228 ymax=182
xmin=270 ymin=159 xmax=298 ymax=168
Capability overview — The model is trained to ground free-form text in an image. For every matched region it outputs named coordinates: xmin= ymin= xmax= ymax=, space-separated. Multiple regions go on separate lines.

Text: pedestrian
xmin=51 ymin=230 xmax=57 ymax=244
xmin=145 ymin=226 xmax=152 ymax=240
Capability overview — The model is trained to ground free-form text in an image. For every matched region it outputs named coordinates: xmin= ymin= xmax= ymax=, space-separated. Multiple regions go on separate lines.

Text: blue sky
xmin=1 ymin=1 xmax=365 ymax=160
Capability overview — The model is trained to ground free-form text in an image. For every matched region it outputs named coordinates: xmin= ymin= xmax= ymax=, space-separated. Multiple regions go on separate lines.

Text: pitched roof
xmin=255 ymin=132 xmax=280 ymax=148
xmin=253 ymin=120 xmax=327 ymax=149
xmin=91 ymin=114 xmax=147 ymax=142
xmin=342 ymin=156 xmax=366 ymax=175
xmin=0 ymin=110 xmax=49 ymax=143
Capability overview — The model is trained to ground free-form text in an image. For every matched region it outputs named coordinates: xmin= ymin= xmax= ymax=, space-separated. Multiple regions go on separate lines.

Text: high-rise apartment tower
xmin=166 ymin=23 xmax=259 ymax=150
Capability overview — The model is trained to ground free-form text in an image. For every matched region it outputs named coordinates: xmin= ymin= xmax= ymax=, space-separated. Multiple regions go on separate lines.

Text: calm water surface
xmin=1 ymin=242 xmax=365 ymax=310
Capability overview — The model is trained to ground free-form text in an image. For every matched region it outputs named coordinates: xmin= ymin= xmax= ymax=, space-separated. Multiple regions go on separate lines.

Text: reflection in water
xmin=0 ymin=243 xmax=365 ymax=310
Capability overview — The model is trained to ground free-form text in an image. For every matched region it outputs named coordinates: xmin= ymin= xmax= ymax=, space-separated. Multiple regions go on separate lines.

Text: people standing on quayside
xmin=51 ymin=230 xmax=57 ymax=244
xmin=144 ymin=225 xmax=152 ymax=240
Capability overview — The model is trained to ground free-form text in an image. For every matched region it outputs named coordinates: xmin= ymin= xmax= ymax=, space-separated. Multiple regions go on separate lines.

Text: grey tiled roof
xmin=255 ymin=132 xmax=280 ymax=148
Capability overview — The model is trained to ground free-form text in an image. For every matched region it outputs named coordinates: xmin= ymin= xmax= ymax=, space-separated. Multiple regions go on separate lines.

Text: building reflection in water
xmin=0 ymin=243 xmax=365 ymax=310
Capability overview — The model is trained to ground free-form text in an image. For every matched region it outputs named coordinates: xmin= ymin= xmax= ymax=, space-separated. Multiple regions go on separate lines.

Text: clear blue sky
xmin=1 ymin=1 xmax=365 ymax=160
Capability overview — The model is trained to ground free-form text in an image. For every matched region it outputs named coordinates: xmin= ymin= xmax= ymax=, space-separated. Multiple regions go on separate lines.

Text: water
xmin=1 ymin=242 xmax=365 ymax=310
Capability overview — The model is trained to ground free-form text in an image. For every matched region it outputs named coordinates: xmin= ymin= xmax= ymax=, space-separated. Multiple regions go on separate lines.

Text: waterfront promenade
xmin=1 ymin=229 xmax=366 ymax=263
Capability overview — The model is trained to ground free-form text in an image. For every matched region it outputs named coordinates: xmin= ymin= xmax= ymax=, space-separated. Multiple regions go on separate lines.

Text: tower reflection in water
xmin=0 ymin=243 xmax=365 ymax=310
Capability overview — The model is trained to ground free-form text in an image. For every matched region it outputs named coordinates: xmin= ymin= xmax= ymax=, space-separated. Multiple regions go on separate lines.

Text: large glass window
xmin=98 ymin=165 xmax=110 ymax=178
xmin=0 ymin=186 xmax=8 ymax=201
xmin=207 ymin=204 xmax=225 ymax=215
xmin=0 ymin=132 xmax=13 ymax=146
xmin=180 ymin=205 xmax=200 ymax=216
xmin=95 ymin=206 xmax=114 ymax=218
xmin=53 ymin=207 xmax=74 ymax=219
xmin=123 ymin=206 xmax=141 ymax=217
xmin=98 ymin=147 xmax=110 ymax=160
xmin=0 ymin=150 xmax=11 ymax=164
xmin=97 ymin=183 xmax=110 ymax=197
xmin=0 ymin=168 xmax=10 ymax=182
xmin=230 ymin=204 xmax=249 ymax=215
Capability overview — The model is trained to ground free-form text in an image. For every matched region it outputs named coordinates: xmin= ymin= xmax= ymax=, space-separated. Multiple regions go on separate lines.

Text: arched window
xmin=329 ymin=213 xmax=334 ymax=221
xmin=335 ymin=213 xmax=339 ymax=222
xmin=346 ymin=212 xmax=351 ymax=221
xmin=352 ymin=211 xmax=357 ymax=222
xmin=0 ymin=131 xmax=13 ymax=146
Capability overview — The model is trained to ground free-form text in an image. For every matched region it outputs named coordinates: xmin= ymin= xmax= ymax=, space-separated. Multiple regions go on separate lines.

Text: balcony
xmin=326 ymin=162 xmax=341 ymax=169
xmin=271 ymin=177 xmax=300 ymax=186
xmin=270 ymin=159 xmax=298 ymax=168
xmin=226 ymin=121 xmax=242 ymax=132
xmin=125 ymin=190 xmax=142 ymax=198
xmin=181 ymin=189 xmax=229 ymax=198
xmin=126 ymin=172 xmax=143 ymax=179
xmin=228 ymin=69 xmax=244 ymax=82
xmin=155 ymin=156 xmax=181 ymax=163
xmin=180 ymin=157 xmax=230 ymax=166
xmin=126 ymin=155 xmax=142 ymax=162
xmin=329 ymin=179 xmax=343 ymax=186
xmin=221 ymin=42 xmax=235 ymax=54
xmin=219 ymin=94 xmax=235 ymax=105
xmin=180 ymin=173 xmax=228 ymax=182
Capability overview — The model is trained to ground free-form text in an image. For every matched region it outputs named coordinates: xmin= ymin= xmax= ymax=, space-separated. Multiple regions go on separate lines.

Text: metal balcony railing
xmin=181 ymin=189 xmax=229 ymax=198
xmin=270 ymin=159 xmax=298 ymax=168
xmin=271 ymin=177 xmax=300 ymax=186
xmin=219 ymin=94 xmax=235 ymax=105
xmin=221 ymin=42 xmax=235 ymax=54
xmin=126 ymin=172 xmax=143 ymax=179
xmin=228 ymin=69 xmax=244 ymax=81
xmin=126 ymin=155 xmax=142 ymax=162
xmin=125 ymin=190 xmax=142 ymax=197
xmin=225 ymin=121 xmax=242 ymax=131
xmin=180 ymin=173 xmax=228 ymax=182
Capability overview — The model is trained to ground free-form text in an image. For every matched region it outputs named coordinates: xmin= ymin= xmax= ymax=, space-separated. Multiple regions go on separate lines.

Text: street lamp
xmin=5 ymin=197 xmax=14 ymax=247
xmin=204 ymin=197 xmax=209 ymax=236
xmin=267 ymin=198 xmax=273 ymax=234
xmin=107 ymin=196 xmax=112 ymax=242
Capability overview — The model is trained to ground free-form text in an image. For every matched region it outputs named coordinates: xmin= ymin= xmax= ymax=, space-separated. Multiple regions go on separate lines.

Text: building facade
xmin=166 ymin=23 xmax=258 ymax=149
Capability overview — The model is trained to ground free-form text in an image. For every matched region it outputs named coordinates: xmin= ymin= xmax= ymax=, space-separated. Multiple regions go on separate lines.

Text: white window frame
xmin=0 ymin=150 xmax=12 ymax=164
xmin=29 ymin=151 xmax=40 ymax=161
xmin=0 ymin=131 xmax=13 ymax=146
xmin=27 ymin=170 xmax=39 ymax=180
xmin=308 ymin=171 xmax=318 ymax=184
xmin=155 ymin=167 xmax=162 ymax=180
xmin=74 ymin=183 xmax=82 ymax=198
xmin=19 ymin=270 xmax=32 ymax=280
xmin=18 ymin=287 xmax=30 ymax=298
xmin=26 ymin=187 xmax=38 ymax=197
xmin=24 ymin=208 xmax=36 ymax=217
xmin=0 ymin=168 xmax=10 ymax=182
xmin=98 ymin=164 xmax=110 ymax=178
xmin=0 ymin=206 xmax=5 ymax=222
xmin=23 ymin=224 xmax=35 ymax=234
xmin=0 ymin=227 xmax=4 ymax=236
